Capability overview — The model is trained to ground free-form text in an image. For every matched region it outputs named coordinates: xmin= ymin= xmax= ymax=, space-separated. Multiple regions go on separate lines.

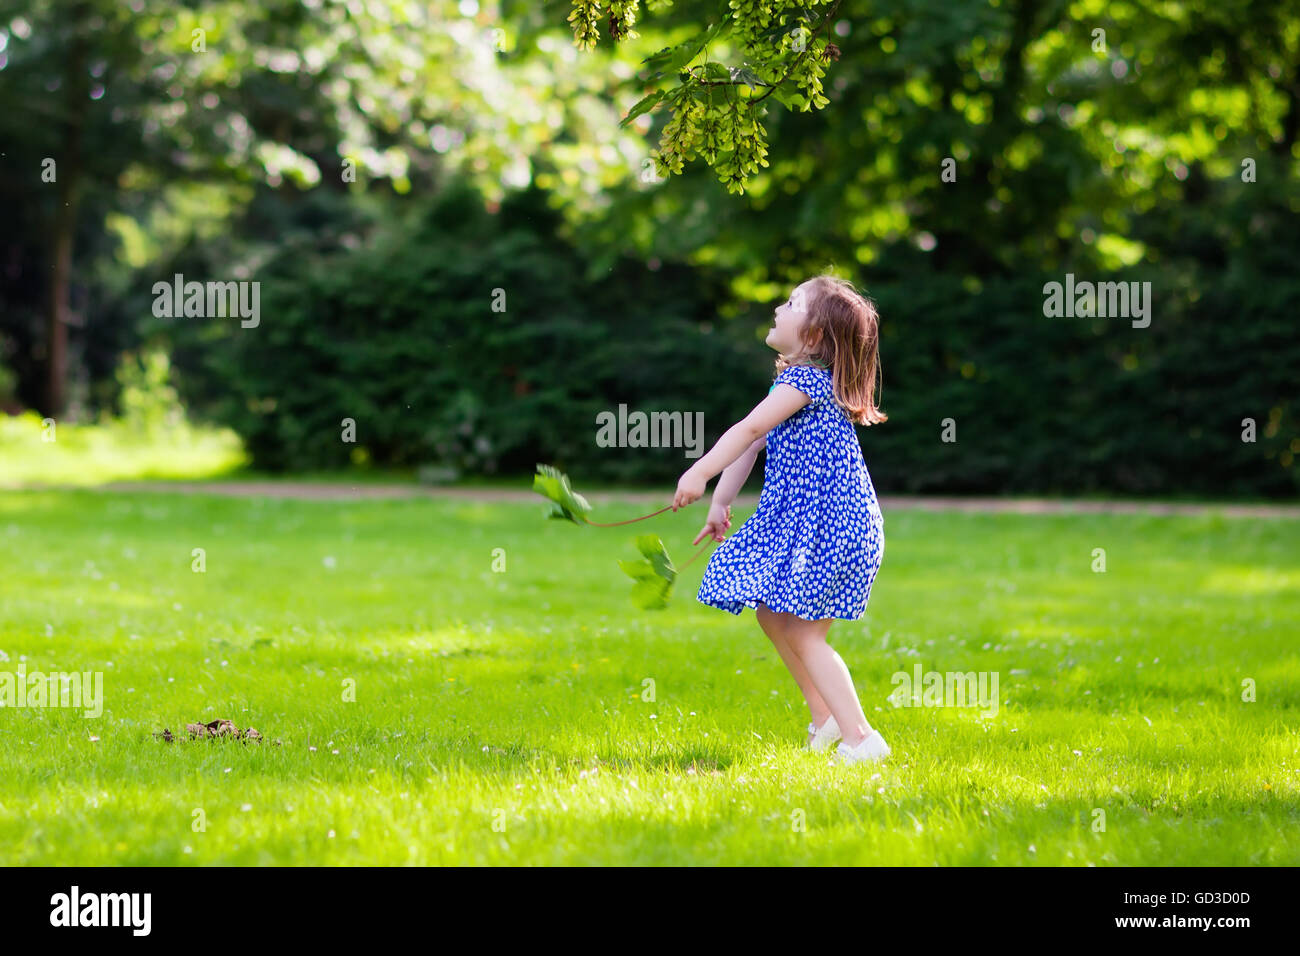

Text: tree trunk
xmin=45 ymin=3 xmax=90 ymax=418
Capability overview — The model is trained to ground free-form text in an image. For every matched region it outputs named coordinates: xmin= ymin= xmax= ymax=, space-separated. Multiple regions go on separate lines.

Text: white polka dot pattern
xmin=696 ymin=364 xmax=884 ymax=622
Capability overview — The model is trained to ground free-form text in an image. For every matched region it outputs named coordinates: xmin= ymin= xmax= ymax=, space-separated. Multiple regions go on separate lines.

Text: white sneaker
xmin=805 ymin=714 xmax=841 ymax=751
xmin=835 ymin=730 xmax=890 ymax=764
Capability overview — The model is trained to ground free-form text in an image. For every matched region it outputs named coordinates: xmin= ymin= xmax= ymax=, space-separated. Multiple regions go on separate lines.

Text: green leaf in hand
xmin=532 ymin=463 xmax=593 ymax=525
xmin=618 ymin=533 xmax=677 ymax=610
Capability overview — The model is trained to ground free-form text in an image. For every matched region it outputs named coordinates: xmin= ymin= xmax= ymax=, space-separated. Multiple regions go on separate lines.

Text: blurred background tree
xmin=1 ymin=0 xmax=1295 ymax=494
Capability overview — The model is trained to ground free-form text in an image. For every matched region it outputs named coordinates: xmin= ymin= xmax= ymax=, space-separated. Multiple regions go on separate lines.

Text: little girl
xmin=671 ymin=273 xmax=890 ymax=764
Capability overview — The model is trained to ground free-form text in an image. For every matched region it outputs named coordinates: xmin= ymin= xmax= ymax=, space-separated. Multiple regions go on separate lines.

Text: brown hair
xmin=772 ymin=273 xmax=887 ymax=426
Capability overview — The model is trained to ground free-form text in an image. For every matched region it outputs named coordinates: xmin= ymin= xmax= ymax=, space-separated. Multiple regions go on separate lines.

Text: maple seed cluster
xmin=570 ymin=0 xmax=841 ymax=196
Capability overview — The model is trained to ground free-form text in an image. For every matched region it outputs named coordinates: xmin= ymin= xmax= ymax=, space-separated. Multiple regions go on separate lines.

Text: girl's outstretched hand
xmin=693 ymin=503 xmax=732 ymax=544
xmin=672 ymin=467 xmax=706 ymax=511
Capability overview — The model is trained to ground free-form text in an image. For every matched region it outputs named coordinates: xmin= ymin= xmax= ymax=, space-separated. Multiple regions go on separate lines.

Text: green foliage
xmin=0 ymin=0 xmax=653 ymax=414
xmin=0 ymin=411 xmax=244 ymax=486
xmin=617 ymin=533 xmax=677 ymax=609
xmin=533 ymin=463 xmax=594 ymax=524
xmin=4 ymin=0 xmax=1295 ymax=498
xmin=861 ymin=263 xmax=1300 ymax=497
xmin=574 ymin=0 xmax=839 ymax=194
xmin=167 ymin=179 xmax=763 ymax=478
xmin=0 ymin=360 xmax=17 ymax=409
xmin=156 ymin=167 xmax=1298 ymax=496
xmin=115 ymin=349 xmax=183 ymax=438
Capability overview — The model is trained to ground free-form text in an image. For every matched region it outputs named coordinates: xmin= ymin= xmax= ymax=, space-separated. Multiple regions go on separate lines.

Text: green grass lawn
xmin=0 ymin=489 xmax=1296 ymax=865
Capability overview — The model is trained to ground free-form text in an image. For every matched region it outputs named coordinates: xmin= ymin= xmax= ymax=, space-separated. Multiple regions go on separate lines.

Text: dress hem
xmin=696 ymin=591 xmax=869 ymax=623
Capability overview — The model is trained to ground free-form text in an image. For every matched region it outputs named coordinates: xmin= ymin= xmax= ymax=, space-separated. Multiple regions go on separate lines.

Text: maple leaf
xmin=618 ymin=534 xmax=678 ymax=610
xmin=532 ymin=463 xmax=594 ymax=525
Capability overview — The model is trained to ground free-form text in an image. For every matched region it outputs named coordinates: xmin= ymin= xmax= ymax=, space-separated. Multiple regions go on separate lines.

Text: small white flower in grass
xmin=649 ymin=714 xmax=657 ymax=719
xmin=0 ymin=649 xmax=8 ymax=662
xmin=309 ymin=746 xmax=317 ymax=752
xmin=328 ymin=829 xmax=336 ymax=838
xmin=240 ymin=804 xmax=252 ymax=812
xmin=173 ymin=603 xmax=182 ymax=611
xmin=1073 ymin=749 xmax=1082 ymax=756
xmin=1028 ymin=844 xmax=1036 ymax=854
xmin=88 ymin=735 xmax=100 ymax=742
xmin=332 ymin=749 xmax=340 ymax=755
xmin=689 ymin=711 xmax=695 ymax=716
xmin=223 ymin=768 xmax=231 ymax=773
xmin=323 ymin=556 xmax=337 ymax=569
xmin=183 ymin=846 xmax=192 ymax=854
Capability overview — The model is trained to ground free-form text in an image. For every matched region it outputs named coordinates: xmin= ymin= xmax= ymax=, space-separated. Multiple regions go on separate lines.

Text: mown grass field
xmin=0 ymin=489 xmax=1296 ymax=865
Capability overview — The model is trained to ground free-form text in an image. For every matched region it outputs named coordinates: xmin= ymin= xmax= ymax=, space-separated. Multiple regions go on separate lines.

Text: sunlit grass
xmin=0 ymin=412 xmax=246 ymax=486
xmin=0 ymin=490 xmax=1296 ymax=865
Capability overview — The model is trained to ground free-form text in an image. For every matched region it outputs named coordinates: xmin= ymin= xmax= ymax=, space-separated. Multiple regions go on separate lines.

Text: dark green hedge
xmin=168 ymin=181 xmax=768 ymax=480
xmin=166 ymin=180 xmax=1297 ymax=497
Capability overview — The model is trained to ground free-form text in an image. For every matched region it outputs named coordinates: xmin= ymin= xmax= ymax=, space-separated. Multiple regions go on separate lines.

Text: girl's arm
xmin=710 ymin=435 xmax=765 ymax=508
xmin=687 ymin=385 xmax=806 ymax=485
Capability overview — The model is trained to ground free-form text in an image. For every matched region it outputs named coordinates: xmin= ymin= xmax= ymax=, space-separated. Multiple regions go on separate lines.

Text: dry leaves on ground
xmin=153 ymin=719 xmax=278 ymax=744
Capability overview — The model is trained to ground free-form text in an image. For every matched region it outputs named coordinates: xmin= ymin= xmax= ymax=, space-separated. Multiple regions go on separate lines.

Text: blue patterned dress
xmin=696 ymin=363 xmax=884 ymax=622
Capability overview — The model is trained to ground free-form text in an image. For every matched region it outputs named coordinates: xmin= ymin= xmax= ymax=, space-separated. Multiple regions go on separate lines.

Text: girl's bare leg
xmin=754 ymin=602 xmax=833 ymax=727
xmin=782 ymin=615 xmax=876 ymax=748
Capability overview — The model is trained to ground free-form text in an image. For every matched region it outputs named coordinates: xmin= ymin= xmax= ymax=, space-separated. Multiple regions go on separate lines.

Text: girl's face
xmin=765 ymin=281 xmax=812 ymax=357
